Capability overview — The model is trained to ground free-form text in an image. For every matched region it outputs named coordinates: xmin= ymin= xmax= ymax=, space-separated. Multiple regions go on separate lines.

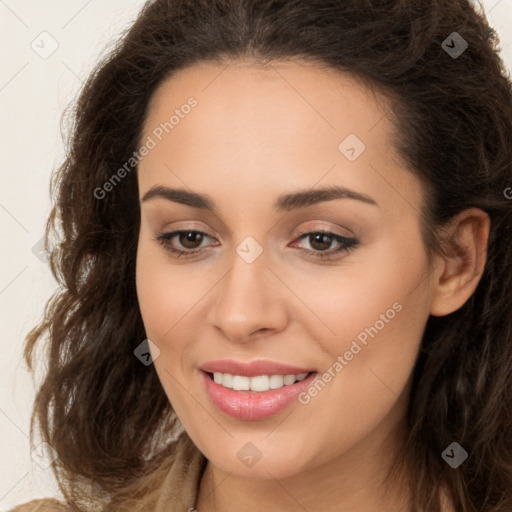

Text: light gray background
xmin=1 ymin=0 xmax=511 ymax=507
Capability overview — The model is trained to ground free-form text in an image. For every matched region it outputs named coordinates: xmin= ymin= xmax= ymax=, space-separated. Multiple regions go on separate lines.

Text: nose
xmin=208 ymin=248 xmax=289 ymax=343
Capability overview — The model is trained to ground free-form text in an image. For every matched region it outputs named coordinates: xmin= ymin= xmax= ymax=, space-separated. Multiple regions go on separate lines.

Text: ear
xmin=430 ymin=208 xmax=490 ymax=317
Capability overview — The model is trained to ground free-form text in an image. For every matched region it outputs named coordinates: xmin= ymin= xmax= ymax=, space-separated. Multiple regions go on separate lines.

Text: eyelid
xmin=293 ymin=223 xmax=353 ymax=239
xmin=154 ymin=224 xmax=359 ymax=262
xmin=155 ymin=222 xmax=352 ymax=247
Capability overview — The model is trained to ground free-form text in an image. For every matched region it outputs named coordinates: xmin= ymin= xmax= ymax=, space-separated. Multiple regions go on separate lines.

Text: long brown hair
xmin=22 ymin=0 xmax=512 ymax=510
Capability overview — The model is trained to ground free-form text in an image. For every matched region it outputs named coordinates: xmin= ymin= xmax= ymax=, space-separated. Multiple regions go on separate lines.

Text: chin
xmin=204 ymin=440 xmax=311 ymax=480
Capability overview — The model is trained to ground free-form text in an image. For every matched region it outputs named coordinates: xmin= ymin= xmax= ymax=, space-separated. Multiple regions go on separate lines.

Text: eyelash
xmin=155 ymin=228 xmax=359 ymax=261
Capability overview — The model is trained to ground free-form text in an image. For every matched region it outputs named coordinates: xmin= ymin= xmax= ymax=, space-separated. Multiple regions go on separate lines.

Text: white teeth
xmin=283 ymin=374 xmax=296 ymax=385
xmin=232 ymin=375 xmax=250 ymax=391
xmin=269 ymin=374 xmax=284 ymax=389
xmin=212 ymin=371 xmax=309 ymax=392
xmin=250 ymin=375 xmax=270 ymax=392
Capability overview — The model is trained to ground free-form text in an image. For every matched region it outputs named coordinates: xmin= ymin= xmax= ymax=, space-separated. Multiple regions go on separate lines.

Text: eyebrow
xmin=140 ymin=184 xmax=378 ymax=211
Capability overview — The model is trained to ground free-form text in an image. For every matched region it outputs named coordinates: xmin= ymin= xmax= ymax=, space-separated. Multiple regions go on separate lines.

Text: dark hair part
xmin=24 ymin=0 xmax=512 ymax=510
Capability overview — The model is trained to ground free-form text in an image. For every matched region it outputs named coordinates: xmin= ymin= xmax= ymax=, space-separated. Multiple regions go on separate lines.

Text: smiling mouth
xmin=205 ymin=370 xmax=317 ymax=393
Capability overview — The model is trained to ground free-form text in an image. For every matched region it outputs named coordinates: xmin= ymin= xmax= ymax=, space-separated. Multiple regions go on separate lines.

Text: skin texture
xmin=135 ymin=60 xmax=489 ymax=512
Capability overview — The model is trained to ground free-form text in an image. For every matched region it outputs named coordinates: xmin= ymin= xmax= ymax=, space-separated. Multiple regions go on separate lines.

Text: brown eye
xmin=292 ymin=230 xmax=359 ymax=261
xmin=178 ymin=231 xmax=204 ymax=249
xmin=308 ymin=233 xmax=335 ymax=251
xmin=155 ymin=230 xmax=215 ymax=257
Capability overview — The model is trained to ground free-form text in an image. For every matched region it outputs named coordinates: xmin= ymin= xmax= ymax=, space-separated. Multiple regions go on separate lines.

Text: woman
xmin=11 ymin=0 xmax=512 ymax=510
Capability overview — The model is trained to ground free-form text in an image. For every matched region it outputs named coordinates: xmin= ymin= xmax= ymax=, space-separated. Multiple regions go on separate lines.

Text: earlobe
xmin=429 ymin=208 xmax=490 ymax=317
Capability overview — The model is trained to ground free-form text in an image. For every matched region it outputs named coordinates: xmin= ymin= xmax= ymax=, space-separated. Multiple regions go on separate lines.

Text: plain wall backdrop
xmin=1 ymin=0 xmax=511 ymax=508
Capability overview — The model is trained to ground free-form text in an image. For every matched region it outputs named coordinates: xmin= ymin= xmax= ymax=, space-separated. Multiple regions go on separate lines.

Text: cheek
xmin=300 ymin=232 xmax=430 ymax=422
xmin=289 ymin=227 xmax=429 ymax=344
xmin=135 ymin=237 xmax=216 ymax=355
xmin=297 ymin=228 xmax=429 ymax=381
xmin=135 ymin=238 xmax=186 ymax=346
xmin=136 ymin=240 xmax=166 ymax=336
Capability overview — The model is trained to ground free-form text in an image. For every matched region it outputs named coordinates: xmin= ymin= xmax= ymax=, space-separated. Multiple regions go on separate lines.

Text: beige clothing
xmin=9 ymin=431 xmax=207 ymax=512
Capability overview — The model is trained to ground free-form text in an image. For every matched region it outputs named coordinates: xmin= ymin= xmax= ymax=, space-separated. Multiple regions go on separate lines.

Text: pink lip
xmin=201 ymin=370 xmax=318 ymax=421
xmin=200 ymin=359 xmax=315 ymax=377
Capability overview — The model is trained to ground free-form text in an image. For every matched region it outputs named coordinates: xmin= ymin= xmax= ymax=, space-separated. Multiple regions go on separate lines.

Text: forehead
xmin=144 ymin=58 xmax=390 ymax=142
xmin=138 ymin=59 xmax=422 ymax=221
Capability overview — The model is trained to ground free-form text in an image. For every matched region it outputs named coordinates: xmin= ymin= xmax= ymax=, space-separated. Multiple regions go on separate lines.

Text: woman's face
xmin=136 ymin=59 xmax=436 ymax=480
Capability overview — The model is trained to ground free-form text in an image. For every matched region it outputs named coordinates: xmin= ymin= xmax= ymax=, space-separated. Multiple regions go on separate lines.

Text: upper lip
xmin=200 ymin=359 xmax=316 ymax=377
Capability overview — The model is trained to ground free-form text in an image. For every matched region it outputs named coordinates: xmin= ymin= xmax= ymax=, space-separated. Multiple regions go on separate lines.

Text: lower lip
xmin=201 ymin=370 xmax=318 ymax=421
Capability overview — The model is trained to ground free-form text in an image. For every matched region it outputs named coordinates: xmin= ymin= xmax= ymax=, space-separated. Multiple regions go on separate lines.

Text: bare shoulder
xmin=9 ymin=498 xmax=71 ymax=512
